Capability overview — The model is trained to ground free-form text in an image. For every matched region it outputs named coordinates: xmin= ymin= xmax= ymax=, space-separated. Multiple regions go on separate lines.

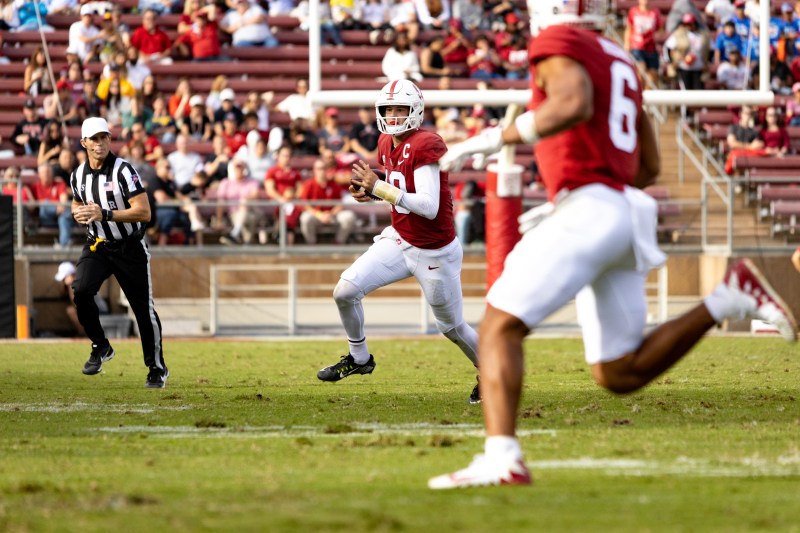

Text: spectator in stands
xmin=785 ymin=82 xmax=800 ymax=125
xmin=761 ymin=106 xmax=791 ymax=157
xmin=140 ymin=75 xmax=159 ymax=111
xmin=12 ymin=99 xmax=48 ymax=156
xmin=65 ymin=61 xmax=87 ymax=101
xmin=127 ymin=141 xmax=157 ymax=188
xmin=205 ymin=75 xmax=228 ymax=114
xmin=221 ymin=112 xmax=248 ymax=154
xmin=100 ymin=77 xmax=132 ymax=130
xmin=467 ymin=34 xmax=502 ymax=80
xmin=388 ymin=0 xmax=419 ymax=42
xmin=119 ymin=47 xmax=151 ymax=91
xmin=174 ymin=5 xmax=222 ymax=61
xmin=293 ymin=0 xmax=345 ymax=46
xmin=714 ymin=20 xmax=744 ymax=67
xmin=483 ymin=0 xmax=515 ymax=31
xmin=107 ymin=5 xmax=131 ymax=49
xmin=98 ymin=12 xmax=125 ymax=62
xmin=724 ymin=105 xmax=765 ymax=174
xmin=66 ymin=5 xmax=103 ymax=65
xmin=131 ymin=8 xmax=173 ymax=65
xmin=216 ymin=158 xmax=264 ymax=245
xmin=43 ymin=79 xmax=79 ymax=124
xmin=275 ymin=79 xmax=318 ymax=123
xmin=213 ymin=89 xmax=244 ymax=132
xmin=128 ymin=121 xmax=164 ymax=163
xmin=441 ymin=18 xmax=471 ymax=69
xmin=502 ymin=34 xmax=529 ymax=80
xmin=731 ymin=0 xmax=751 ymax=40
xmin=178 ymin=0 xmax=203 ymax=33
xmin=76 ymin=77 xmax=103 ymax=123
xmin=319 ymin=147 xmax=351 ymax=186
xmin=237 ymin=130 xmax=274 ymax=181
xmin=180 ymin=95 xmax=213 ymax=141
xmin=717 ymin=45 xmax=749 ymax=89
xmin=382 ymin=31 xmax=422 ymax=82
xmin=150 ymin=158 xmax=195 ymax=245
xmin=204 ymin=134 xmax=231 ymax=185
xmin=363 ymin=0 xmax=394 ymax=44
xmin=706 ymin=0 xmax=736 ymax=28
xmin=298 ymin=159 xmax=356 ymax=245
xmin=453 ymin=179 xmax=485 ymax=245
xmin=754 ymin=49 xmax=794 ymax=94
xmin=96 ymin=63 xmax=135 ymax=101
xmin=319 ymin=107 xmax=350 ymax=155
xmin=412 ymin=0 xmax=449 ymax=31
xmin=664 ymin=13 xmax=707 ymax=91
xmin=150 ymin=96 xmax=178 ymax=143
xmin=242 ymin=91 xmax=275 ymax=134
xmin=349 ymin=107 xmax=380 ymax=160
xmin=31 ymin=162 xmax=72 ymax=248
xmin=420 ymin=35 xmax=452 ymax=78
xmin=15 ymin=0 xmax=54 ymax=31
xmin=221 ymin=0 xmax=279 ymax=48
xmin=433 ymin=77 xmax=468 ymax=145
xmin=1 ymin=167 xmax=34 ymax=226
xmin=54 ymin=260 xmax=109 ymax=337
xmin=665 ymin=0 xmax=707 ymax=34
xmin=167 ymin=133 xmax=204 ymax=189
xmin=23 ymin=46 xmax=54 ymax=97
xmin=52 ymin=149 xmax=77 ymax=183
xmin=264 ymin=146 xmax=303 ymax=243
xmin=168 ymin=78 xmax=194 ymax=124
xmin=330 ymin=0 xmax=360 ymax=30
xmin=38 ymin=121 xmax=68 ymax=165
xmin=625 ymin=0 xmax=663 ymax=87
xmin=177 ymin=169 xmax=213 ymax=236
xmin=138 ymin=0 xmax=179 ymax=15
xmin=776 ymin=4 xmax=798 ymax=60
xmin=286 ymin=117 xmax=320 ymax=156
xmin=269 ymin=0 xmax=295 ymax=16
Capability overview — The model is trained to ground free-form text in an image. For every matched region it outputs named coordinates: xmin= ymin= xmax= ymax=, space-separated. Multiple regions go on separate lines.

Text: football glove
xmin=517 ymin=202 xmax=554 ymax=235
xmin=440 ymin=127 xmax=504 ymax=173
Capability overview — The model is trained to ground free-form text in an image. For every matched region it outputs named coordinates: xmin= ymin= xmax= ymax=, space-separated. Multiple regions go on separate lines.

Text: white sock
xmin=704 ymin=281 xmax=755 ymax=323
xmin=348 ymin=337 xmax=370 ymax=364
xmin=485 ymin=435 xmax=522 ymax=460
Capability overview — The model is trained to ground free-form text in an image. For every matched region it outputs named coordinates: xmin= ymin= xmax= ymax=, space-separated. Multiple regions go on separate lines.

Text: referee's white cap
xmin=81 ymin=117 xmax=110 ymax=139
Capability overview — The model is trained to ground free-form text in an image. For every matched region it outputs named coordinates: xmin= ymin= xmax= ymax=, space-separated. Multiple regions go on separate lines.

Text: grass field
xmin=1 ymin=336 xmax=799 ymax=532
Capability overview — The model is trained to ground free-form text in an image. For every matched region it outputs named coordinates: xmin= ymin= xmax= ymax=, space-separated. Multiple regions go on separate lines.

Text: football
xmin=351 ymin=169 xmax=386 ymax=200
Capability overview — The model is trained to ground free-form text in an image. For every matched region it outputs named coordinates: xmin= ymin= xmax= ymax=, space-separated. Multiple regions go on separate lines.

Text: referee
xmin=70 ymin=117 xmax=168 ymax=388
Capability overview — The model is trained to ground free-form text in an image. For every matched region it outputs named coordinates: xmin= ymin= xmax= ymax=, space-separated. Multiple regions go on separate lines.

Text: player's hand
xmin=517 ymin=202 xmax=554 ymax=235
xmin=351 ymin=160 xmax=379 ymax=192
xmin=439 ymin=127 xmax=504 ymax=173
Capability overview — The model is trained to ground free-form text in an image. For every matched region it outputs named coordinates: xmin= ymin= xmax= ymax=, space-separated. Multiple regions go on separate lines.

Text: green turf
xmin=1 ymin=337 xmax=799 ymax=532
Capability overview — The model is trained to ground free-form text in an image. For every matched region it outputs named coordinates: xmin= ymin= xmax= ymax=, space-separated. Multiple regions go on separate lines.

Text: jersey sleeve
xmin=529 ymin=26 xmax=586 ymax=65
xmin=120 ymin=161 xmax=146 ymax=198
xmin=411 ymin=132 xmax=446 ymax=168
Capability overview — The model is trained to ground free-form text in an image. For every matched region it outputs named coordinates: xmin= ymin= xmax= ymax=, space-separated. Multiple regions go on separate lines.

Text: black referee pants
xmin=73 ymin=238 xmax=166 ymax=371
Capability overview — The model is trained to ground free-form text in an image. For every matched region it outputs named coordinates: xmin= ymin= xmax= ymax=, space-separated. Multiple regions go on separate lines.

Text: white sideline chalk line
xmin=528 ymin=456 xmax=800 ymax=477
xmin=0 ymin=402 xmax=191 ymax=413
xmin=91 ymin=423 xmax=557 ymax=439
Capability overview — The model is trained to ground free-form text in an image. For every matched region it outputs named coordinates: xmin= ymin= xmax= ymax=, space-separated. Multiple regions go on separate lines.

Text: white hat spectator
xmin=189 ymin=95 xmax=204 ymax=107
xmin=55 ymin=261 xmax=76 ymax=282
xmin=220 ymin=88 xmax=236 ymax=102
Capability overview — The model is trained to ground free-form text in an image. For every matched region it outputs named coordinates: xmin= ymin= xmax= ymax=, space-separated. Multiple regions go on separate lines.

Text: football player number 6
xmin=608 ymin=61 xmax=638 ymax=154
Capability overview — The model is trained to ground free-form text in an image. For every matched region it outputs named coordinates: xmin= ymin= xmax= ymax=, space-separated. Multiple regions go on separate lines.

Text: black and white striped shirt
xmin=70 ymin=153 xmax=147 ymax=242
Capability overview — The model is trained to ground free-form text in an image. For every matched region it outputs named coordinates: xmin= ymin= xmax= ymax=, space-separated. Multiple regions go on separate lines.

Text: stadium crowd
xmin=3 ymin=0 xmax=800 ymax=247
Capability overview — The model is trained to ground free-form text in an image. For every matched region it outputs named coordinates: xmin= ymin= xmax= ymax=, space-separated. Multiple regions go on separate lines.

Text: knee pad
xmin=333 ymin=278 xmax=364 ymax=307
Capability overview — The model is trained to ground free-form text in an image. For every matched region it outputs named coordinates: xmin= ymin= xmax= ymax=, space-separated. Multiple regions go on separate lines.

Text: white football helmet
xmin=375 ymin=79 xmax=424 ymax=135
xmin=527 ymin=0 xmax=609 ymax=37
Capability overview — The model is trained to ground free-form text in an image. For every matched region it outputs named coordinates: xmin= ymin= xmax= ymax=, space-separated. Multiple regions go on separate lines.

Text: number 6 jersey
xmin=529 ymin=26 xmax=643 ymax=201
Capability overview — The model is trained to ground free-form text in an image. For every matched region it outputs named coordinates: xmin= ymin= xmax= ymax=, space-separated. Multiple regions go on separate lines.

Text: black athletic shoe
xmin=317 ymin=354 xmax=376 ymax=382
xmin=82 ymin=343 xmax=115 ymax=375
xmin=469 ymin=375 xmax=481 ymax=404
xmin=145 ymin=366 xmax=169 ymax=389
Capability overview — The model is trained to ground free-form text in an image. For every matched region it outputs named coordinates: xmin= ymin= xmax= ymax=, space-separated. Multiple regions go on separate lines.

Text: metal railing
xmin=209 ymin=263 xmax=670 ymax=336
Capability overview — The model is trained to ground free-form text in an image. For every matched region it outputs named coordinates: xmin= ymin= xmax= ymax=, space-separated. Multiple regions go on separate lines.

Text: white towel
xmin=623 ymin=186 xmax=667 ymax=272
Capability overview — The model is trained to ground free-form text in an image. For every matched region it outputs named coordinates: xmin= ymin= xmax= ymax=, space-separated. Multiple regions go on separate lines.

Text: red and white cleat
xmin=724 ymin=259 xmax=797 ymax=342
xmin=428 ymin=454 xmax=532 ymax=490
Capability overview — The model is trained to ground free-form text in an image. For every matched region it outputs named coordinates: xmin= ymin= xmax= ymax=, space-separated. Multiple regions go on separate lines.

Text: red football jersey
xmin=529 ymin=26 xmax=643 ymax=201
xmin=378 ymin=129 xmax=455 ymax=249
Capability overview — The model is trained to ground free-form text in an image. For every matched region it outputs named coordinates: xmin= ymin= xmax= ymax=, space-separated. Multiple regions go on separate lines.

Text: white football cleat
xmin=722 ymin=258 xmax=797 ymax=342
xmin=428 ymin=454 xmax=532 ymax=490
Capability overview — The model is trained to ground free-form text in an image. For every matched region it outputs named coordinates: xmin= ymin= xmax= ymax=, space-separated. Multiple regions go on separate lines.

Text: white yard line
xmin=91 ymin=423 xmax=557 ymax=439
xmin=0 ymin=402 xmax=191 ymax=413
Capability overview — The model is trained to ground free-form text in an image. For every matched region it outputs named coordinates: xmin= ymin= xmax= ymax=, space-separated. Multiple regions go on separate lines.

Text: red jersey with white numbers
xmin=529 ymin=26 xmax=642 ymax=201
xmin=378 ymin=129 xmax=455 ymax=249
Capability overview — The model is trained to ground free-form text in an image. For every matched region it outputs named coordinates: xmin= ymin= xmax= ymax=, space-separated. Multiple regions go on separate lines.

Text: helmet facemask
xmin=375 ymin=79 xmax=425 ymax=135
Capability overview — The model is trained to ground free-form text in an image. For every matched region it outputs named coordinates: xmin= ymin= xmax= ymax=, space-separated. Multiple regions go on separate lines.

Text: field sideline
xmin=1 ymin=337 xmax=799 ymax=532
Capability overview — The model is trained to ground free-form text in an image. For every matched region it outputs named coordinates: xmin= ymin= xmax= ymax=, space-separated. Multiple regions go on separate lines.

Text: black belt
xmin=87 ymin=229 xmax=145 ymax=252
